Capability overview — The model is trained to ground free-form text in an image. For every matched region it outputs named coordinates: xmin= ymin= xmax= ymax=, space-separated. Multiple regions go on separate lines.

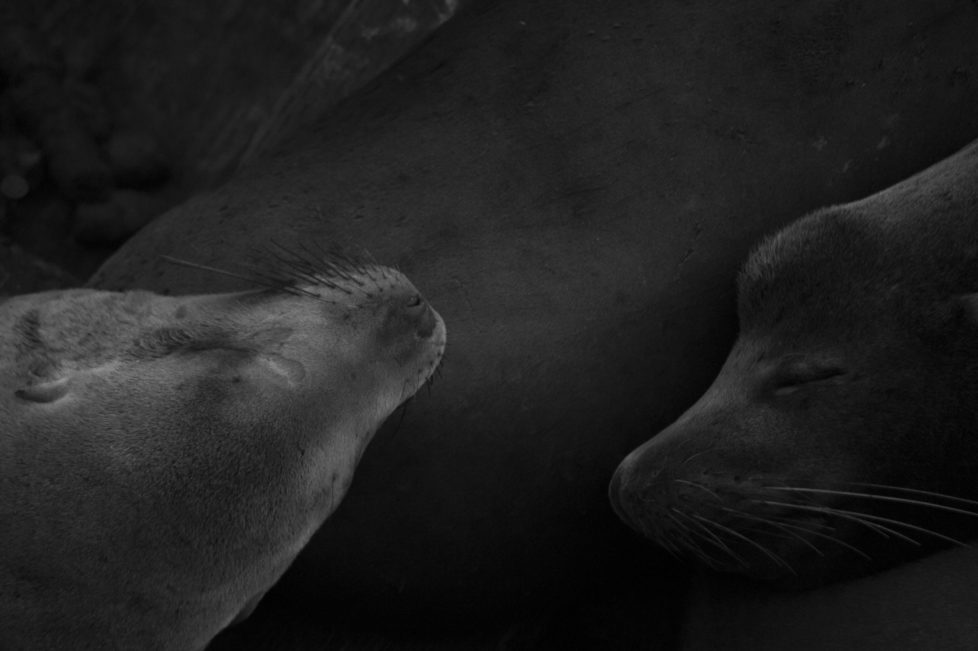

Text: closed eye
xmin=772 ymin=365 xmax=847 ymax=396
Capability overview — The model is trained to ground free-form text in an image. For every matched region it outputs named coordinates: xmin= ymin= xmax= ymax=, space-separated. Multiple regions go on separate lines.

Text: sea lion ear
xmin=15 ymin=376 xmax=70 ymax=403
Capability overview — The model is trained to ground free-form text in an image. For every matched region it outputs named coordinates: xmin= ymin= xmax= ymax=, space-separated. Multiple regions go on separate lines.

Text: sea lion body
xmin=683 ymin=546 xmax=978 ymax=650
xmin=610 ymin=138 xmax=978 ymax=586
xmin=0 ymin=262 xmax=445 ymax=650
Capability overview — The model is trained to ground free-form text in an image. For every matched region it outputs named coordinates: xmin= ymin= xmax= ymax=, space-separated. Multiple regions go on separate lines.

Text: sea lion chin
xmin=0 ymin=257 xmax=445 ymax=650
xmin=610 ymin=139 xmax=978 ymax=589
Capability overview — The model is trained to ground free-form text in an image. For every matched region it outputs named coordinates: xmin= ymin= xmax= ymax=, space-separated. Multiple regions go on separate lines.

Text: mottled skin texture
xmin=0 ymin=266 xmax=445 ymax=651
xmin=611 ymin=139 xmax=978 ymax=588
xmin=92 ymin=0 xmax=978 ymax=636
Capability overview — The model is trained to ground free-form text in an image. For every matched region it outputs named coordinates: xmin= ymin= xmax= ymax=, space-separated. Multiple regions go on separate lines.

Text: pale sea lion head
xmin=610 ymin=148 xmax=978 ymax=588
xmin=0 ymin=255 xmax=445 ymax=649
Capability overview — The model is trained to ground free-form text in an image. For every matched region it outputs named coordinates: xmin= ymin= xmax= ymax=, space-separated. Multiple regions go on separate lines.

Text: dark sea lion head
xmin=610 ymin=144 xmax=978 ymax=587
xmin=0 ymin=256 xmax=445 ymax=648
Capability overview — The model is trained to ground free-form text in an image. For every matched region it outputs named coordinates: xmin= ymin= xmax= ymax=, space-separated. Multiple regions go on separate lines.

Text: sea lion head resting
xmin=0 ymin=257 xmax=446 ymax=650
xmin=610 ymin=140 xmax=978 ymax=588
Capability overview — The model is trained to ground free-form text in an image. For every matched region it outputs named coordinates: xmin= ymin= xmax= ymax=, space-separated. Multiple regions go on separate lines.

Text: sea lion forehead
xmin=737 ymin=208 xmax=887 ymax=324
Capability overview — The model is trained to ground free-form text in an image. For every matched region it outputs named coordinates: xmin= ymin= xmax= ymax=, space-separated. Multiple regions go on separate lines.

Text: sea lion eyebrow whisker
xmin=160 ymin=256 xmax=264 ymax=286
xmin=160 ymin=255 xmax=354 ymax=305
xmin=161 ymin=255 xmax=309 ymax=297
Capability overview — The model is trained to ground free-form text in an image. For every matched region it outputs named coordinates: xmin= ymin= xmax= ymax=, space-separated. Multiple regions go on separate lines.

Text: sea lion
xmin=0 ymin=256 xmax=445 ymax=650
xmin=610 ymin=137 xmax=978 ymax=589
xmin=90 ymin=0 xmax=978 ymax=635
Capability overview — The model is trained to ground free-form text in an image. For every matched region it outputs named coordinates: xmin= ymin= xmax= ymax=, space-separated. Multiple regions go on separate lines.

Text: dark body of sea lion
xmin=0 ymin=260 xmax=445 ymax=650
xmin=91 ymin=0 xmax=978 ymax=637
xmin=682 ymin=546 xmax=978 ymax=650
xmin=610 ymin=137 xmax=978 ymax=587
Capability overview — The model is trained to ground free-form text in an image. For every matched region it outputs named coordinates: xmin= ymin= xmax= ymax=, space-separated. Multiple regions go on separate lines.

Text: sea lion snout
xmin=608 ymin=372 xmax=863 ymax=580
xmin=411 ymin=297 xmax=439 ymax=341
xmin=384 ymin=291 xmax=439 ymax=341
xmin=608 ymin=446 xmax=656 ymax=527
xmin=370 ymin=284 xmax=445 ymax=375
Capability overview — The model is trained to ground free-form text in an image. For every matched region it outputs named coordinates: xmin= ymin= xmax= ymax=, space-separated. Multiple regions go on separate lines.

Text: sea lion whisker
xmin=247 ymin=270 xmax=341 ymax=302
xmin=276 ymin=282 xmax=331 ymax=300
xmin=289 ymin=268 xmax=336 ymax=291
xmin=646 ymin=531 xmax=684 ymax=561
xmin=839 ymin=510 xmax=975 ymax=550
xmin=266 ymin=241 xmax=362 ymax=290
xmin=664 ymin=511 xmax=716 ymax=559
xmin=759 ymin=511 xmax=838 ymax=534
xmin=313 ymin=256 xmax=355 ymax=283
xmin=160 ymin=256 xmax=279 ymax=289
xmin=672 ymin=509 xmax=751 ymax=567
xmin=717 ymin=507 xmax=825 ymax=557
xmin=160 ymin=256 xmax=339 ymax=304
xmin=356 ymin=245 xmax=379 ymax=268
xmin=248 ymin=251 xmax=314 ymax=282
xmin=268 ymin=258 xmax=354 ymax=296
xmin=664 ymin=512 xmax=726 ymax=566
xmin=265 ymin=251 xmax=321 ymax=278
xmin=757 ymin=500 xmax=918 ymax=546
xmin=795 ymin=530 xmax=871 ymax=561
xmin=766 ymin=486 xmax=978 ymax=520
xmin=659 ymin=513 xmax=698 ymax=558
xmin=747 ymin=511 xmax=873 ymax=559
xmin=389 ymin=395 xmax=413 ymax=440
xmin=270 ymin=254 xmax=328 ymax=285
xmin=674 ymin=479 xmax=722 ymax=502
xmin=844 ymin=482 xmax=978 ymax=510
xmin=680 ymin=449 xmax=715 ymax=468
xmin=663 ymin=509 xmax=693 ymax=537
xmin=318 ymin=240 xmax=372 ymax=276
xmin=644 ymin=517 xmax=684 ymax=559
xmin=248 ymin=269 xmax=340 ymax=300
xmin=267 ymin=240 xmax=318 ymax=272
xmin=294 ymin=240 xmax=351 ymax=276
xmin=690 ymin=513 xmax=796 ymax=574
